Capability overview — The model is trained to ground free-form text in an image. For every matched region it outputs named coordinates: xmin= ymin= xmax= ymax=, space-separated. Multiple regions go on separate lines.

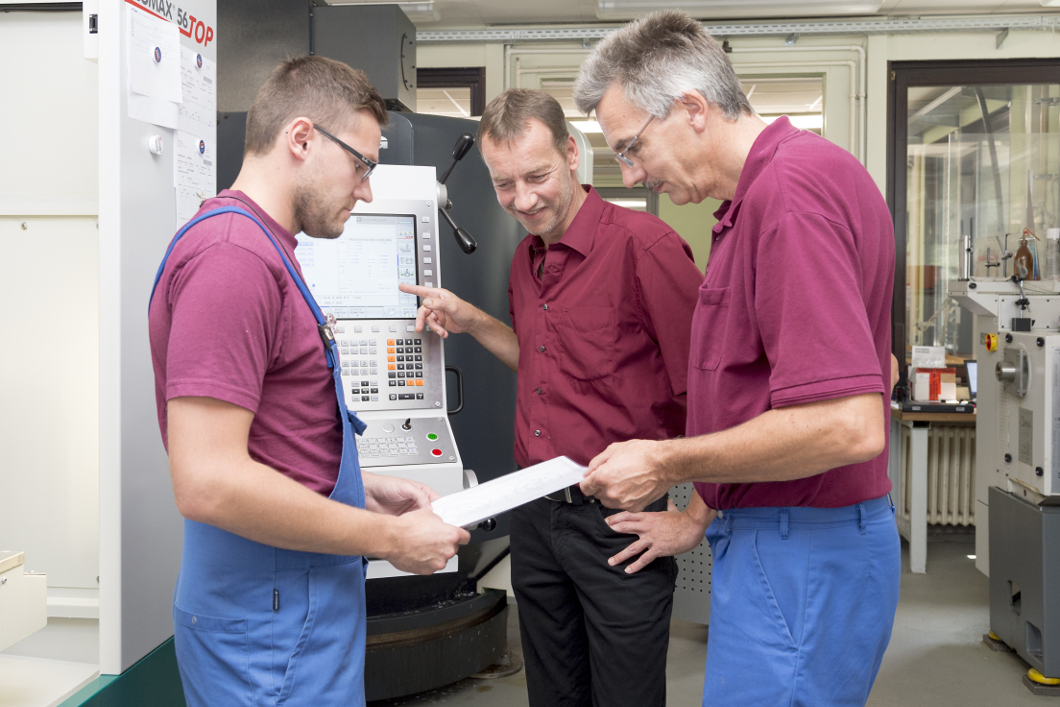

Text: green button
xmin=427 ymin=433 xmax=438 ymax=441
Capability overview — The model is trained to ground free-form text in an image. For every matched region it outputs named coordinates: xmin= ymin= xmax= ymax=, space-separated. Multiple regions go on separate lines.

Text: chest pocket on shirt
xmin=690 ymin=287 xmax=729 ymax=371
xmin=552 ymin=306 xmax=617 ymax=382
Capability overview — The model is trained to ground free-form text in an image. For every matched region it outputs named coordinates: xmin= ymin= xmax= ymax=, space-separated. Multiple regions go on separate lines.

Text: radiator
xmin=901 ymin=425 xmax=976 ymax=526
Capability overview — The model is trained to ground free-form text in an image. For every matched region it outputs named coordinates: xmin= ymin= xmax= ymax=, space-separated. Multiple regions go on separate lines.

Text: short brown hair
xmin=244 ymin=56 xmax=388 ymax=156
xmin=477 ymin=89 xmax=569 ymax=156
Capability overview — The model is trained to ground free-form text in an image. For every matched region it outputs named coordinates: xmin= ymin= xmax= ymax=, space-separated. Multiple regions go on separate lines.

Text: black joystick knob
xmin=477 ymin=517 xmax=497 ymax=532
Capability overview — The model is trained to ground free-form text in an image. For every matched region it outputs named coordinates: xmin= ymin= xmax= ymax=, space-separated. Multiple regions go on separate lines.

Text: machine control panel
xmin=295 ymin=165 xmax=463 ymax=500
xmin=296 ymin=190 xmax=446 ymax=414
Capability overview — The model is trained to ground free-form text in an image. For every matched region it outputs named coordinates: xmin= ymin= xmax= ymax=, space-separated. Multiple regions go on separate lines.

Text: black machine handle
xmin=439 ymin=133 xmax=475 ymax=185
xmin=437 ymin=133 xmax=478 ymax=255
xmin=446 ymin=365 xmax=464 ymax=415
xmin=439 ymin=206 xmax=477 ymax=254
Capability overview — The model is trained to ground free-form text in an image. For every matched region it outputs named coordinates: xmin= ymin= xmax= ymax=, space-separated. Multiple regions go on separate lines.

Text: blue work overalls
xmin=150 ymin=206 xmax=369 ymax=706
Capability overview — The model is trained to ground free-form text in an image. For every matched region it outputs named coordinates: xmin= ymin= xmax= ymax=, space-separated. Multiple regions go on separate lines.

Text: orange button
xmin=416 ymin=379 xmax=424 ymax=386
xmin=388 ymin=364 xmax=396 ymax=370
xmin=387 ymin=347 xmax=396 ymax=354
xmin=387 ymin=339 xmax=395 ymax=345
xmin=387 ymin=355 xmax=396 ymax=362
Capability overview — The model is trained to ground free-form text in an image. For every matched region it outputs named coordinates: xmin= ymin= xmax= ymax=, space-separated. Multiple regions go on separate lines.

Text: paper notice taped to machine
xmin=431 ymin=456 xmax=587 ymax=528
xmin=128 ymin=5 xmax=182 ymax=103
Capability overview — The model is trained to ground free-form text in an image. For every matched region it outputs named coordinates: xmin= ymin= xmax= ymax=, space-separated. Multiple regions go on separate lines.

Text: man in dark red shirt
xmin=575 ymin=11 xmax=900 ymax=707
xmin=400 ymin=89 xmax=708 ymax=707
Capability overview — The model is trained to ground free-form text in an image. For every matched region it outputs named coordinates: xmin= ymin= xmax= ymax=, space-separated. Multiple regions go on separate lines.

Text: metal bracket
xmin=996 ymin=27 xmax=1010 ymax=50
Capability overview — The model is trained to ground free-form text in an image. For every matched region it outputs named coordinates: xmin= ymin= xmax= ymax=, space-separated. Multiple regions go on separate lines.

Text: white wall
xmin=0 ymin=10 xmax=101 ymax=617
xmin=0 ymin=12 xmax=98 ymax=216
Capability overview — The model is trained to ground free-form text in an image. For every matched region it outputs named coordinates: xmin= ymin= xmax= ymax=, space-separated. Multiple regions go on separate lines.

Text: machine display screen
xmin=296 ymin=214 xmax=418 ymax=319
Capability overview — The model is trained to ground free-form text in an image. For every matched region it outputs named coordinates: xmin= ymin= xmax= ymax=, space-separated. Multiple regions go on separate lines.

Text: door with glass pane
xmin=889 ymin=61 xmax=1060 ymax=368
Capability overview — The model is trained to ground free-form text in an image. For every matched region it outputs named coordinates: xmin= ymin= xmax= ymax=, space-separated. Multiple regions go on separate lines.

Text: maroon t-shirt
xmin=691 ymin=118 xmax=895 ymax=509
xmin=508 ymin=186 xmax=704 ymax=467
xmin=149 ymin=191 xmax=343 ymax=495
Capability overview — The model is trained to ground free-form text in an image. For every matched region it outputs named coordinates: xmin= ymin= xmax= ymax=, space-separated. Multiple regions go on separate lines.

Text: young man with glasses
xmin=400 ymin=88 xmax=711 ymax=707
xmin=575 ymin=11 xmax=900 ymax=707
xmin=149 ymin=56 xmax=468 ymax=707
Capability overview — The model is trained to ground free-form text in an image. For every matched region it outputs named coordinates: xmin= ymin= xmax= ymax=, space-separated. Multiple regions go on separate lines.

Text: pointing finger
xmin=399 ymin=283 xmax=436 ymax=297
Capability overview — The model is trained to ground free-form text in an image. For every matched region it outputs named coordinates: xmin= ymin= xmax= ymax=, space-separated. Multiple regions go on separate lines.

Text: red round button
xmin=431 ymin=449 xmax=442 ymax=457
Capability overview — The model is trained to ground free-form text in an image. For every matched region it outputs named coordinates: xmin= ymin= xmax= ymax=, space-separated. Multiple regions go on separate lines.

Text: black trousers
xmin=510 ymin=496 xmax=677 ymax=707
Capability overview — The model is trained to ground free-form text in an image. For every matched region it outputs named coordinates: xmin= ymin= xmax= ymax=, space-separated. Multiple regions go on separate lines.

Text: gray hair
xmin=573 ymin=10 xmax=752 ymax=122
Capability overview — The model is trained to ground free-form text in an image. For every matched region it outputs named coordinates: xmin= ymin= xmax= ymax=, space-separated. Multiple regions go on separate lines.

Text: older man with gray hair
xmin=574 ymin=11 xmax=900 ymax=706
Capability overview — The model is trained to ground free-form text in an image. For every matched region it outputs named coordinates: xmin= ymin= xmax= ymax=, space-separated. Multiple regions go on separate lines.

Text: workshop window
xmin=416 ymin=67 xmax=486 ymax=117
xmin=888 ymin=60 xmax=1060 ymax=372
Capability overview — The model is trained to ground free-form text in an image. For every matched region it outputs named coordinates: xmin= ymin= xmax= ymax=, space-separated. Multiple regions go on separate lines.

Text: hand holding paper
xmin=582 ymin=438 xmax=672 ymax=512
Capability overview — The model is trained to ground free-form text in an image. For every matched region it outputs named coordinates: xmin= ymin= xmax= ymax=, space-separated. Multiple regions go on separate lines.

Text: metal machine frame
xmin=950 ymin=277 xmax=1060 ymax=679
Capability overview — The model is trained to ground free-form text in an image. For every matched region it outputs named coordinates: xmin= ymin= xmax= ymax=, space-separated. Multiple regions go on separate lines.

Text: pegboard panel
xmin=670 ymin=484 xmax=711 ymax=626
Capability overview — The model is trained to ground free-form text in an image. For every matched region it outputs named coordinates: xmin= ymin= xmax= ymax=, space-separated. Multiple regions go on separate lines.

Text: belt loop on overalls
xmin=857 ymin=503 xmax=868 ymax=535
xmin=779 ymin=509 xmax=790 ymax=540
xmin=723 ymin=510 xmax=734 ymax=535
xmin=887 ymin=492 xmax=896 ymax=514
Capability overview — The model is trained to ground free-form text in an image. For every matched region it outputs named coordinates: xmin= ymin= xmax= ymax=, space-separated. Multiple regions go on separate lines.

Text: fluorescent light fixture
xmin=597 ymin=0 xmax=882 ymax=20
xmin=761 ymin=114 xmax=823 ymax=130
xmin=570 ymin=120 xmax=604 ymax=134
xmin=967 ymin=554 xmax=977 ymax=560
xmin=328 ymin=1 xmax=441 ymax=22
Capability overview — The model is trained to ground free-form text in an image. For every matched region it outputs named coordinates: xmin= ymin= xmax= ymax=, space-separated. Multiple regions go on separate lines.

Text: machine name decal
xmin=124 ymin=0 xmax=215 ymax=48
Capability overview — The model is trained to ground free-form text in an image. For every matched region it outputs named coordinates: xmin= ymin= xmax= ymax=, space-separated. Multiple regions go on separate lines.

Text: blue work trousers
xmin=702 ymin=495 xmax=900 ymax=706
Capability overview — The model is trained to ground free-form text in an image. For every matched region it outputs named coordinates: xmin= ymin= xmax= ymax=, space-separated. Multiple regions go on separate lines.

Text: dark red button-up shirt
xmin=508 ymin=186 xmax=704 ymax=467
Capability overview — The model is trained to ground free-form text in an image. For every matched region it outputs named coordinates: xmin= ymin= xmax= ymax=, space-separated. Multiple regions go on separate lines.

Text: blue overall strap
xmin=148 ymin=206 xmax=338 ymax=371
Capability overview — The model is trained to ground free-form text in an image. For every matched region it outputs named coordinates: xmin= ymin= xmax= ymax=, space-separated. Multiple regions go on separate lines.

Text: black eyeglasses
xmin=315 ymin=125 xmax=377 ymax=182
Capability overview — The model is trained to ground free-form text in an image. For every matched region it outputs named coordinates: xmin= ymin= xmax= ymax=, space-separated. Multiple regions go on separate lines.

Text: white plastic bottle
xmin=1047 ymin=228 xmax=1060 ymax=281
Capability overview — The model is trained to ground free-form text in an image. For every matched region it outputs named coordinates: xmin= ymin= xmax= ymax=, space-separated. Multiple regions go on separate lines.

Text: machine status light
xmin=427 ymin=433 xmax=439 ymax=441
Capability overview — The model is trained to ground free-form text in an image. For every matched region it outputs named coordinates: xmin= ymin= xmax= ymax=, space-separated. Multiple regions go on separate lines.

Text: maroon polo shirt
xmin=509 ymin=186 xmax=703 ymax=468
xmin=150 ymin=191 xmax=342 ymax=496
xmin=691 ymin=117 xmax=895 ymax=509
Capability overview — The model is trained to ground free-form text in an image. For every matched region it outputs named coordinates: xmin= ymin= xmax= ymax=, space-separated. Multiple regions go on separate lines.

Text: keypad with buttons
xmin=357 ymin=435 xmax=419 ymax=459
xmin=334 ymin=320 xmax=437 ymax=412
xmin=354 ymin=417 xmax=455 ymax=467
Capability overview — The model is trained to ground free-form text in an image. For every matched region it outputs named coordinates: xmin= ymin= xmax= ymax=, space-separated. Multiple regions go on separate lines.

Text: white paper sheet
xmin=430 ymin=456 xmax=588 ymax=528
xmin=178 ymin=46 xmax=216 ymax=136
xmin=128 ymin=91 xmax=180 ymax=129
xmin=173 ymin=44 xmax=216 ymax=224
xmin=174 ymin=130 xmax=214 ymax=224
xmin=128 ymin=6 xmax=182 ymax=103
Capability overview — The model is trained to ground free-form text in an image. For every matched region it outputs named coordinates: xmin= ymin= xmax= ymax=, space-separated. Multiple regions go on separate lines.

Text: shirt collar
xmin=712 ymin=116 xmax=798 ymax=234
xmin=528 ymin=184 xmax=600 ymax=257
xmin=217 ymin=189 xmax=298 ymax=251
